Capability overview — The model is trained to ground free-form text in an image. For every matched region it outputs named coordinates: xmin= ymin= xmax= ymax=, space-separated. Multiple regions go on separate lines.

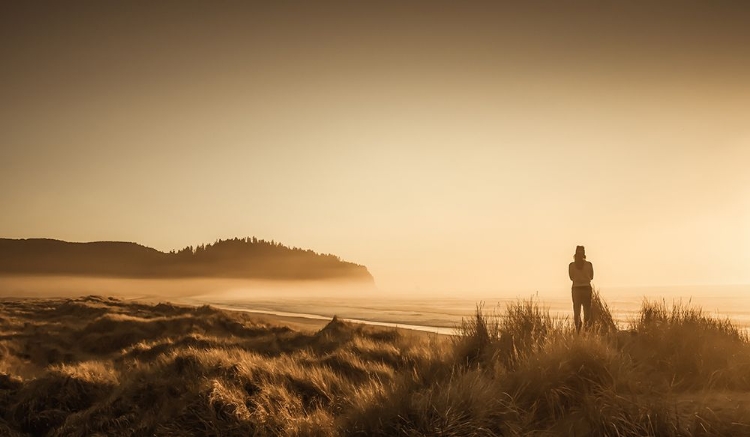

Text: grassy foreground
xmin=1 ymin=293 xmax=749 ymax=436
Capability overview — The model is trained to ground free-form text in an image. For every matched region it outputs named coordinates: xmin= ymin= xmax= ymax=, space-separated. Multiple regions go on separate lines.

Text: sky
xmin=1 ymin=1 xmax=749 ymax=293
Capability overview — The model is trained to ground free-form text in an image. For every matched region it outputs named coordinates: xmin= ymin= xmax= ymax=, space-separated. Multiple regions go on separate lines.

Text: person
xmin=569 ymin=245 xmax=594 ymax=334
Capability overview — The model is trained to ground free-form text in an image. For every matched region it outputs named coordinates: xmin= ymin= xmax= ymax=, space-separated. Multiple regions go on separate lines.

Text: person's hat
xmin=575 ymin=245 xmax=586 ymax=255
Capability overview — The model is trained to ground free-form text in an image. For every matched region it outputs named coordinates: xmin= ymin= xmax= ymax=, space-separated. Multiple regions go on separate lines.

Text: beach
xmin=2 ymin=275 xmax=749 ymax=334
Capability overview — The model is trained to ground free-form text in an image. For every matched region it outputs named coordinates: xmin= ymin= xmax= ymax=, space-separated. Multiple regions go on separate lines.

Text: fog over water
xmin=2 ymin=276 xmax=748 ymax=334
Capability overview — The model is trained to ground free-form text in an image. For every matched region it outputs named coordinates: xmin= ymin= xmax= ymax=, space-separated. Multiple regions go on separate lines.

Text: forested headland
xmin=0 ymin=238 xmax=373 ymax=282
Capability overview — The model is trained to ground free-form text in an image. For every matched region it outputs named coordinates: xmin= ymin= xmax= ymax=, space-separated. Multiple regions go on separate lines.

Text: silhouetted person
xmin=569 ymin=245 xmax=594 ymax=334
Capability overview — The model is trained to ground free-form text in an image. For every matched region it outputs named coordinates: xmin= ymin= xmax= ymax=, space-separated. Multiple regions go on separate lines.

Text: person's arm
xmin=589 ymin=262 xmax=594 ymax=281
xmin=568 ymin=263 xmax=574 ymax=281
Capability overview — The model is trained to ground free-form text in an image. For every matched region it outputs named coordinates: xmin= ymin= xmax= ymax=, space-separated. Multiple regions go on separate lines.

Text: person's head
xmin=574 ymin=245 xmax=586 ymax=262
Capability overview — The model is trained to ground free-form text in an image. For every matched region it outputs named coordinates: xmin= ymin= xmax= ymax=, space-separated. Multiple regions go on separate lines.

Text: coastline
xmin=186 ymin=301 xmax=457 ymax=336
xmin=2 ymin=275 xmax=749 ymax=336
xmin=0 ymin=290 xmax=454 ymax=338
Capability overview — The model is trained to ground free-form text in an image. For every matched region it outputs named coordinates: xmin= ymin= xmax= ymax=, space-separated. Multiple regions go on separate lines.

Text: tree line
xmin=0 ymin=238 xmax=373 ymax=281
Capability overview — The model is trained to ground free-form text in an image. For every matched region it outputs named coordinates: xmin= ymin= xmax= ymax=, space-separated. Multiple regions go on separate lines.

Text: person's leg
xmin=572 ymin=287 xmax=582 ymax=334
xmin=581 ymin=285 xmax=593 ymax=330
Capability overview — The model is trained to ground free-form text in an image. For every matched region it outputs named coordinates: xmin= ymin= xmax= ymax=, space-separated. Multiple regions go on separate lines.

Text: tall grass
xmin=1 ymin=294 xmax=749 ymax=436
xmin=630 ymin=299 xmax=750 ymax=390
xmin=454 ymin=297 xmax=562 ymax=370
xmin=590 ymin=288 xmax=618 ymax=334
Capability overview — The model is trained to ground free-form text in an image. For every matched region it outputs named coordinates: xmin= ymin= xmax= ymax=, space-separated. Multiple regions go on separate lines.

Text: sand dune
xmin=1 ymin=294 xmax=749 ymax=436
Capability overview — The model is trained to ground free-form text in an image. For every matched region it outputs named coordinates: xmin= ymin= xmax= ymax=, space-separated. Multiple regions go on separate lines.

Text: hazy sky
xmin=2 ymin=1 xmax=749 ymax=293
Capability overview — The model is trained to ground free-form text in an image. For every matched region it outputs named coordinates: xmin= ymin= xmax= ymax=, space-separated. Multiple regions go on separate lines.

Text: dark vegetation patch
xmin=1 ymin=292 xmax=749 ymax=436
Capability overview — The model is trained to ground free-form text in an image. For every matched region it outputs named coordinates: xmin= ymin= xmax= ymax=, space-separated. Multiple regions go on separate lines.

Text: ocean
xmin=189 ymin=284 xmax=750 ymax=335
xmin=1 ymin=276 xmax=747 ymax=335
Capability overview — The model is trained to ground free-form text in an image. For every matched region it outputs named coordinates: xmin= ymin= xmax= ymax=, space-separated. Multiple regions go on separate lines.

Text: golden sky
xmin=2 ymin=1 xmax=749 ymax=292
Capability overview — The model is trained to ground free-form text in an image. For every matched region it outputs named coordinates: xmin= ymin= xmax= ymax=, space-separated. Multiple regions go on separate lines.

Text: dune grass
xmin=1 ymin=292 xmax=749 ymax=436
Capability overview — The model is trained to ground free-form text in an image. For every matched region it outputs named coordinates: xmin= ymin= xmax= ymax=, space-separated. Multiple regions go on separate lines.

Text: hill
xmin=0 ymin=238 xmax=374 ymax=282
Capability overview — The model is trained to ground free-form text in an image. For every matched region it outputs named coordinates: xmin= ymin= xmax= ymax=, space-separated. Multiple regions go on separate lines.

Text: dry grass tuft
xmin=629 ymin=299 xmax=750 ymax=390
